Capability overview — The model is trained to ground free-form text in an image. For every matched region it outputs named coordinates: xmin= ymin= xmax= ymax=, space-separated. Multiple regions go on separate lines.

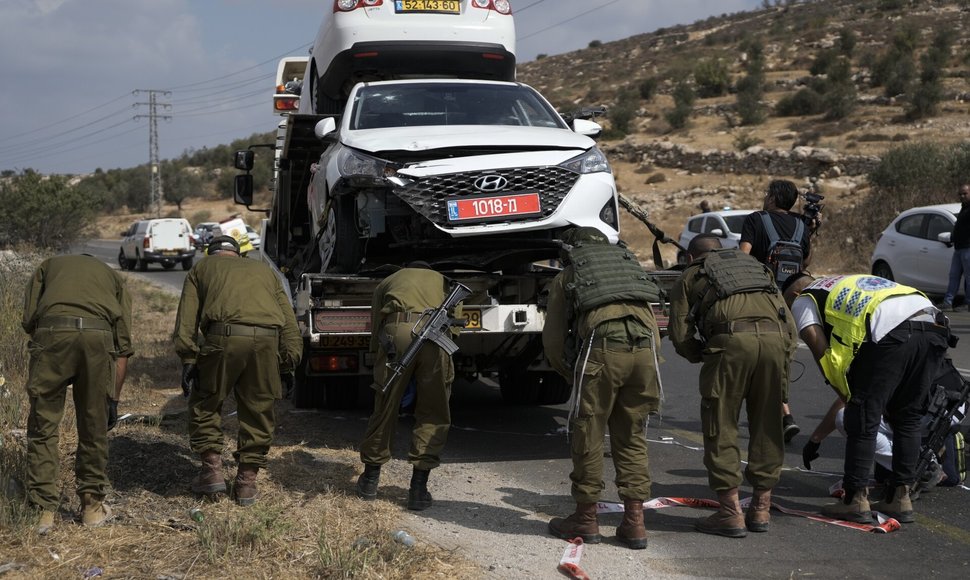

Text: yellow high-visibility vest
xmin=802 ymin=275 xmax=922 ymax=401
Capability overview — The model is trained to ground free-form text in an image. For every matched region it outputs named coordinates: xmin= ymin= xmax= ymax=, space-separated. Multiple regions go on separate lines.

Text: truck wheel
xmin=536 ymin=373 xmax=572 ymax=405
xmin=182 ymin=257 xmax=194 ymax=271
xmin=118 ymin=249 xmax=129 ymax=271
xmin=135 ymin=253 xmax=148 ymax=271
xmin=162 ymin=262 xmax=175 ymax=270
xmin=321 ymin=195 xmax=365 ymax=273
xmin=311 ymin=63 xmax=343 ymax=115
xmin=293 ymin=357 xmax=361 ymax=409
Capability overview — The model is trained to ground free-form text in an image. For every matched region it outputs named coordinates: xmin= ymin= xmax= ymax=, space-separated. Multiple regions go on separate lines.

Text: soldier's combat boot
xmin=745 ymin=488 xmax=772 ymax=533
xmin=695 ymin=488 xmax=747 ymax=538
xmin=821 ymin=487 xmax=873 ymax=524
xmin=191 ymin=451 xmax=227 ymax=495
xmin=36 ymin=510 xmax=55 ymax=535
xmin=79 ymin=493 xmax=112 ymax=527
xmin=407 ymin=468 xmax=433 ymax=511
xmin=355 ymin=464 xmax=381 ymax=501
xmin=234 ymin=464 xmax=259 ymax=507
xmin=548 ymin=502 xmax=602 ymax=544
xmin=871 ymin=484 xmax=914 ymax=523
xmin=616 ymin=499 xmax=648 ymax=549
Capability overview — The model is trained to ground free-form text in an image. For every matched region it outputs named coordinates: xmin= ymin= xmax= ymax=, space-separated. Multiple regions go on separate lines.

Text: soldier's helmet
xmin=207 ymin=235 xmax=240 ymax=255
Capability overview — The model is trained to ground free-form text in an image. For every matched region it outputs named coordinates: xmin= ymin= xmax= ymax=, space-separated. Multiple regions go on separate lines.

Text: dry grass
xmin=0 ymin=262 xmax=477 ymax=579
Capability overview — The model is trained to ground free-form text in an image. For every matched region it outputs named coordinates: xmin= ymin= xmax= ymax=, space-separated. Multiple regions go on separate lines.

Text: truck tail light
xmin=472 ymin=0 xmax=512 ymax=15
xmin=334 ymin=0 xmax=382 ymax=12
xmin=143 ymin=237 xmax=150 ymax=249
xmin=309 ymin=354 xmax=359 ymax=372
xmin=274 ymin=96 xmax=299 ymax=112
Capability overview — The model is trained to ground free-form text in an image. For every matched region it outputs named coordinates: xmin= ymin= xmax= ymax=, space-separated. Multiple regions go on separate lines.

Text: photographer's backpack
xmin=688 ymin=248 xmax=779 ymax=327
xmin=760 ymin=212 xmax=805 ymax=286
xmin=566 ymin=241 xmax=665 ymax=312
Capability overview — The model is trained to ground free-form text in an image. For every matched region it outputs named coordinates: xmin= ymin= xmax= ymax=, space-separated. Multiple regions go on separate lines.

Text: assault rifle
xmin=913 ymin=359 xmax=970 ymax=485
xmin=375 ymin=281 xmax=472 ymax=394
xmin=617 ymin=192 xmax=686 ymax=269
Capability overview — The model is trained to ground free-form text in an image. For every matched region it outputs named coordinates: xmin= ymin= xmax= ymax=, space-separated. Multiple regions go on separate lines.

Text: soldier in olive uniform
xmin=22 ymin=254 xmax=133 ymax=534
xmin=668 ymin=235 xmax=797 ymax=538
xmin=356 ymin=264 xmax=461 ymax=511
xmin=173 ymin=236 xmax=302 ymax=506
xmin=543 ymin=227 xmax=662 ymax=550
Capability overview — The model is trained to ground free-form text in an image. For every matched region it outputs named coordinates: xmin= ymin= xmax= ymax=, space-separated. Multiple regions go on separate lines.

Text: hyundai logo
xmin=474 ymin=175 xmax=508 ymax=192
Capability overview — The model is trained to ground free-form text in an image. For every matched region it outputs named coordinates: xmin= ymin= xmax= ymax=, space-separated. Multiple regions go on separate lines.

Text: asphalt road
xmin=79 ymin=238 xmax=970 ymax=578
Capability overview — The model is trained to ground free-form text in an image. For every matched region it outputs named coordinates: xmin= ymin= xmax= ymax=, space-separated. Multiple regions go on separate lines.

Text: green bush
xmin=0 ymin=171 xmax=103 ymax=250
xmin=638 ymin=77 xmax=659 ymax=101
xmin=694 ymin=58 xmax=731 ymax=98
xmin=664 ymin=104 xmax=692 ymax=129
xmin=588 ymin=40 xmax=602 ymax=48
xmin=810 ymin=49 xmax=838 ymax=76
xmin=775 ymin=88 xmax=823 ymax=116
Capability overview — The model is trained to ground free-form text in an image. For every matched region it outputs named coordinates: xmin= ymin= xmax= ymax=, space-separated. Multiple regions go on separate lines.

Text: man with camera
xmin=740 ymin=179 xmax=817 ymax=443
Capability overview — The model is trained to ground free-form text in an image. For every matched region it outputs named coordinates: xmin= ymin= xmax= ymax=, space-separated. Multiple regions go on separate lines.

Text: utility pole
xmin=134 ymin=90 xmax=171 ymax=218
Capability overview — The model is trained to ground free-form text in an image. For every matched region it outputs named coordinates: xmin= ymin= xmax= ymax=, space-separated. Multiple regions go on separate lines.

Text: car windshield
xmin=349 ymin=83 xmax=565 ymax=130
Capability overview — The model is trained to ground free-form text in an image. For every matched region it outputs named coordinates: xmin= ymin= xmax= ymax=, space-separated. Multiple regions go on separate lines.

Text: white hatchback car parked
xmin=677 ymin=209 xmax=756 ymax=263
xmin=870 ymin=203 xmax=960 ymax=296
xmin=302 ymin=0 xmax=516 ymax=114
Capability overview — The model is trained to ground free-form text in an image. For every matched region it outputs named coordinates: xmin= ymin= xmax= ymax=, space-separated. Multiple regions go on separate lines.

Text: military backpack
xmin=688 ymin=248 xmax=779 ymax=326
xmin=565 ymin=241 xmax=665 ymax=312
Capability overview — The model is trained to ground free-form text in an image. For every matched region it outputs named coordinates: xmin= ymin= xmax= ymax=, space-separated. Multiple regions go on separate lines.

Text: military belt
xmin=387 ymin=312 xmax=424 ymax=324
xmin=709 ymin=320 xmax=781 ymax=336
xmin=206 ymin=322 xmax=278 ymax=337
xmin=37 ymin=316 xmax=111 ymax=331
xmin=899 ymin=320 xmax=949 ymax=337
xmin=599 ymin=337 xmax=651 ymax=350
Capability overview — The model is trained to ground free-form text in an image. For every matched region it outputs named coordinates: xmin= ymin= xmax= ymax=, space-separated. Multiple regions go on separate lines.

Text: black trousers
xmin=843 ymin=323 xmax=948 ymax=492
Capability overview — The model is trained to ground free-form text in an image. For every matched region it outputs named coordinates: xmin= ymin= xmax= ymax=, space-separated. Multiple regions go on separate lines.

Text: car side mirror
xmin=234 ymin=150 xmax=254 ymax=171
xmin=119 ymin=230 xmax=128 ymax=237
xmin=234 ymin=174 xmax=254 ymax=206
xmin=314 ymin=117 xmax=338 ymax=141
xmin=710 ymin=228 xmax=726 ymax=237
xmin=572 ymin=119 xmax=602 ymax=138
xmin=938 ymin=231 xmax=953 ymax=246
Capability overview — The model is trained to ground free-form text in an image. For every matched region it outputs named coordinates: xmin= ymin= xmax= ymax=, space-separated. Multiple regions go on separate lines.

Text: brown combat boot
xmin=616 ymin=499 xmax=648 ymax=549
xmin=821 ymin=487 xmax=873 ymax=524
xmin=234 ymin=464 xmax=259 ymax=507
xmin=191 ymin=451 xmax=227 ymax=495
xmin=548 ymin=502 xmax=602 ymax=544
xmin=871 ymin=484 xmax=914 ymax=524
xmin=79 ymin=493 xmax=112 ymax=527
xmin=36 ymin=510 xmax=55 ymax=535
xmin=745 ymin=488 xmax=772 ymax=533
xmin=695 ymin=488 xmax=747 ymax=538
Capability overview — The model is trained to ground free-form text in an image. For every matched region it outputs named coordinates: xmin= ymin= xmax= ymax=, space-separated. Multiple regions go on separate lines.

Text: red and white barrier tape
xmin=557 ymin=537 xmax=591 ymax=580
xmin=595 ymin=496 xmax=900 ymax=533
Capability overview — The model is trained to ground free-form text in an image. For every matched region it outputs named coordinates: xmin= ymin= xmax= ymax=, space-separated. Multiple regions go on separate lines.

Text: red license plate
xmin=447 ymin=193 xmax=541 ymax=222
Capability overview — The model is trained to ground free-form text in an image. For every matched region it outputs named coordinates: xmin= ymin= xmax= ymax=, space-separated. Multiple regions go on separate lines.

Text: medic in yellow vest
xmin=796 ymin=275 xmax=925 ymax=401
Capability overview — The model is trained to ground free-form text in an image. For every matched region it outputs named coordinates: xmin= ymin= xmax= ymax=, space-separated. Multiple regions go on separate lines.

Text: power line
xmin=0 ymin=92 xmax=133 ymax=146
xmin=161 ymin=42 xmax=310 ymax=92
xmin=517 ymin=0 xmax=629 ymax=42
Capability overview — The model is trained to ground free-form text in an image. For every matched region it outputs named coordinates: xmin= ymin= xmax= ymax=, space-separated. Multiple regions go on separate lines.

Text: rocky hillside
xmin=517 ymin=0 xmax=970 ymax=270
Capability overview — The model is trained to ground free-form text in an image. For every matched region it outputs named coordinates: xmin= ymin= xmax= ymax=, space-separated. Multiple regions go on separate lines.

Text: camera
xmin=802 ymin=191 xmax=824 ymax=234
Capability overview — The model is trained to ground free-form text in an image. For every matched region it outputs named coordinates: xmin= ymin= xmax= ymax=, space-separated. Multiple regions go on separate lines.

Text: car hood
xmin=341 ymin=125 xmax=594 ymax=154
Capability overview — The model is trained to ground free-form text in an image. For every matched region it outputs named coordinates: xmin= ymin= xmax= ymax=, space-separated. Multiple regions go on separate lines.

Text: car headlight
xmin=336 ymin=147 xmax=389 ymax=182
xmin=559 ymin=147 xmax=611 ymax=174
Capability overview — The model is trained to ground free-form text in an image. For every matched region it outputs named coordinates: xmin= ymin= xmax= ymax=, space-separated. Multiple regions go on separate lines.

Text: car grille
xmin=394 ymin=166 xmax=579 ymax=227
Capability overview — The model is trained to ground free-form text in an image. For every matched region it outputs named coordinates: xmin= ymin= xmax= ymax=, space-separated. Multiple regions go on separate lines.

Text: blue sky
xmin=0 ymin=0 xmax=764 ymax=175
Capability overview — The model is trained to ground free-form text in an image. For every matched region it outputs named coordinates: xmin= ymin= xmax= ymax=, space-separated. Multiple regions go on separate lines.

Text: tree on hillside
xmin=907 ymin=27 xmax=954 ymax=120
xmin=872 ymin=24 xmax=918 ymax=98
xmin=164 ymin=165 xmax=205 ymax=212
xmin=664 ymin=78 xmax=696 ymax=130
xmin=694 ymin=58 xmax=730 ymax=98
xmin=822 ymin=56 xmax=857 ymax=120
xmin=736 ymin=38 xmax=766 ymax=126
xmin=0 ymin=170 xmax=103 ymax=249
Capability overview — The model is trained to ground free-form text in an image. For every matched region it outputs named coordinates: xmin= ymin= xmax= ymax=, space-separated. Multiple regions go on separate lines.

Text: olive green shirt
xmin=173 ymin=254 xmax=302 ymax=370
xmin=543 ymin=266 xmax=660 ymax=379
xmin=22 ymin=254 xmax=134 ymax=357
xmin=668 ymin=261 xmax=797 ymax=364
xmin=370 ymin=268 xmax=462 ymax=353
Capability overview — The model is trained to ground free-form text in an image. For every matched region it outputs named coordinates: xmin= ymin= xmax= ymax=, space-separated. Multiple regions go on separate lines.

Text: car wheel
xmin=135 ymin=253 xmax=148 ymax=272
xmin=319 ymin=195 xmax=364 ymax=273
xmin=872 ymin=261 xmax=894 ymax=281
xmin=311 ymin=62 xmax=343 ymax=115
xmin=118 ymin=249 xmax=128 ymax=270
xmin=182 ymin=257 xmax=194 ymax=271
xmin=162 ymin=262 xmax=176 ymax=270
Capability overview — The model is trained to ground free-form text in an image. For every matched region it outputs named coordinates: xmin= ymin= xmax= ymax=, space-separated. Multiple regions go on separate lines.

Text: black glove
xmin=280 ymin=372 xmax=295 ymax=399
xmin=107 ymin=398 xmax=119 ymax=431
xmin=802 ymin=439 xmax=821 ymax=470
xmin=181 ymin=363 xmax=198 ymax=398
